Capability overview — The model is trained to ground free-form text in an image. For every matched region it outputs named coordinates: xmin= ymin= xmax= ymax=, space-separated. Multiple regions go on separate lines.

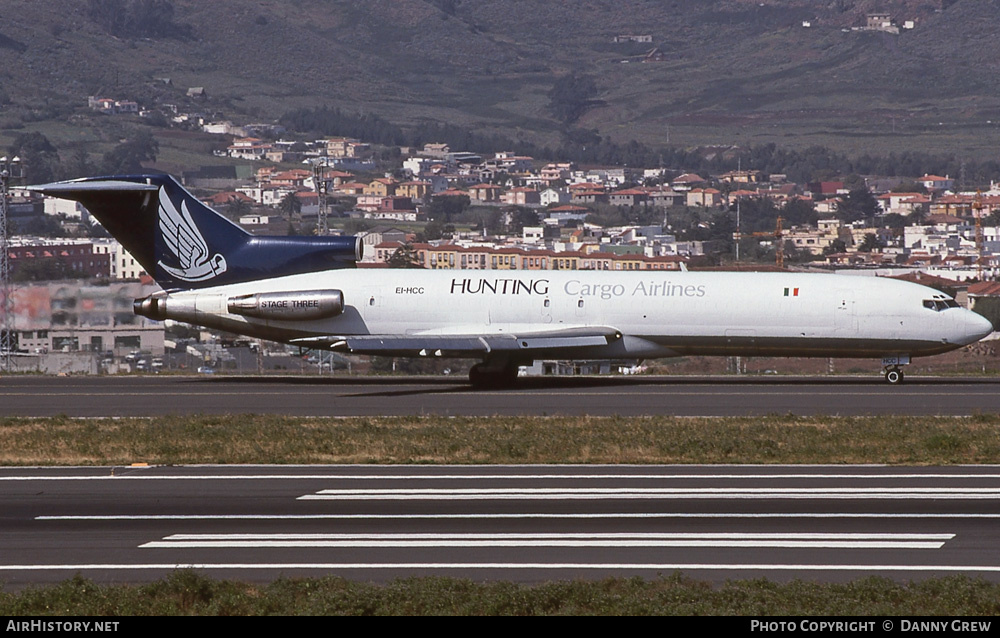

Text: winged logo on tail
xmin=156 ymin=186 xmax=227 ymax=282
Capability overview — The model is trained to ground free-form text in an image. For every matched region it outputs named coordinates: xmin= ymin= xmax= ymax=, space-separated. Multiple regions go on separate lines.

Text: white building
xmin=90 ymin=238 xmax=146 ymax=280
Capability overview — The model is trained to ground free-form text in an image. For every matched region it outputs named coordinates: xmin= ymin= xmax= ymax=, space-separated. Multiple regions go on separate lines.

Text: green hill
xmin=2 ymin=0 xmax=999 ymax=159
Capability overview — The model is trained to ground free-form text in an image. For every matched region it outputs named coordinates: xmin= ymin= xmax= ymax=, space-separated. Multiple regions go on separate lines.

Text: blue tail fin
xmin=28 ymin=174 xmax=362 ymax=290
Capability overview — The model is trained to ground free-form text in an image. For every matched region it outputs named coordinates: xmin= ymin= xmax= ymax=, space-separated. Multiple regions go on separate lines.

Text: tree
xmin=427 ymin=194 xmax=470 ymax=222
xmin=10 ymin=132 xmax=60 ymax=183
xmin=387 ymin=242 xmax=423 ymax=268
xmin=836 ymin=188 xmax=879 ymax=224
xmin=548 ymin=74 xmax=600 ymax=124
xmin=857 ymin=233 xmax=885 ymax=253
xmin=823 ymin=239 xmax=847 ymax=256
xmin=65 ymin=148 xmax=96 ymax=179
xmin=18 ymin=215 xmax=68 ymax=238
xmin=781 ymin=199 xmax=818 ymax=227
xmin=419 ymin=219 xmax=446 ymax=242
xmin=842 ymin=174 xmax=867 ymax=191
xmin=87 ymin=0 xmax=192 ymax=39
xmin=226 ymin=196 xmax=251 ymax=221
xmin=505 ymin=207 xmax=540 ymax=234
xmin=101 ymin=130 xmax=159 ymax=174
xmin=483 ymin=209 xmax=504 ymax=236
xmin=881 ymin=213 xmax=908 ymax=230
xmin=733 ymin=197 xmax=780 ymax=234
xmin=280 ymin=192 xmax=302 ymax=223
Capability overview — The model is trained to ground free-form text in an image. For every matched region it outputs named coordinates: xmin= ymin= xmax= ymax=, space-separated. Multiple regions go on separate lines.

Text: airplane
xmin=27 ymin=173 xmax=995 ymax=387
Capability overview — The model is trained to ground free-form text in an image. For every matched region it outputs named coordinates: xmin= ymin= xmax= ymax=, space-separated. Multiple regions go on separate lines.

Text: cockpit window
xmin=923 ymin=298 xmax=960 ymax=311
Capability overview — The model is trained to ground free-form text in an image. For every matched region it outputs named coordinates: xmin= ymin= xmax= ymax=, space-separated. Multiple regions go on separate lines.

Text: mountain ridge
xmin=1 ymin=0 xmax=998 ymax=158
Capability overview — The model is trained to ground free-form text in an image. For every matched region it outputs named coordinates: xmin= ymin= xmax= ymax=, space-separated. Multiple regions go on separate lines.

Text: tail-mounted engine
xmin=227 ymin=290 xmax=344 ymax=320
xmin=135 ymin=289 xmax=345 ymax=322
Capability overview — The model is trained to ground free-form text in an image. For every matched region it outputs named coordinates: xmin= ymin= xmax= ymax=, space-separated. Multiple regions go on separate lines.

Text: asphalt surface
xmin=4 ymin=464 xmax=1000 ymax=588
xmin=5 ymin=374 xmax=1000 ymax=589
xmin=2 ymin=374 xmax=1000 ymax=417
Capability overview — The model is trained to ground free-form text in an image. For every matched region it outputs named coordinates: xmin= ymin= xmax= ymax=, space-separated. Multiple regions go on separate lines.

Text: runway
xmin=3 ymin=464 xmax=1000 ymax=588
xmin=2 ymin=374 xmax=1000 ymax=417
xmin=5 ymin=376 xmax=999 ymax=588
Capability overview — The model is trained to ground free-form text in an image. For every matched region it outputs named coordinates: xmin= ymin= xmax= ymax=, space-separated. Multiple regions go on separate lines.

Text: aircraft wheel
xmin=884 ymin=368 xmax=904 ymax=385
xmin=469 ymin=363 xmax=488 ymax=388
xmin=499 ymin=362 xmax=520 ymax=386
xmin=469 ymin=362 xmax=519 ymax=389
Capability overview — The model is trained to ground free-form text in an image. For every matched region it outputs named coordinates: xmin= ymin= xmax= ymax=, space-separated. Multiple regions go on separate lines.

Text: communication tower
xmin=0 ymin=156 xmax=23 ymax=370
xmin=973 ymin=191 xmax=985 ymax=280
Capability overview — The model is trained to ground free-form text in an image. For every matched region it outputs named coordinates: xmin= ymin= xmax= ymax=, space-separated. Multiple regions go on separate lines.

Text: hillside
xmin=2 ymin=0 xmax=1000 ymax=159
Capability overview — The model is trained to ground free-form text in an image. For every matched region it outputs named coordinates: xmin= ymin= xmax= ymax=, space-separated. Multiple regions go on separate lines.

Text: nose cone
xmin=964 ymin=311 xmax=994 ymax=344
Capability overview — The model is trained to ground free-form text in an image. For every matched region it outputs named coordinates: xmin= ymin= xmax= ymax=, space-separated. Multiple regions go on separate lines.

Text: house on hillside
xmin=613 ymin=34 xmax=653 ymax=43
xmin=919 ymin=174 xmax=955 ymax=192
xmin=686 ymin=188 xmax=722 ymax=208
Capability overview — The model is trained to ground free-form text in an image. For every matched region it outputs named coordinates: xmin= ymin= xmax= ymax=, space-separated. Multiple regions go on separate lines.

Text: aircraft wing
xmin=290 ymin=326 xmax=623 ymax=357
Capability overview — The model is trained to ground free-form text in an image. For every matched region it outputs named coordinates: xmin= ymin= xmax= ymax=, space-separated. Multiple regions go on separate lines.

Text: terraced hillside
xmin=1 ymin=0 xmax=999 ymax=158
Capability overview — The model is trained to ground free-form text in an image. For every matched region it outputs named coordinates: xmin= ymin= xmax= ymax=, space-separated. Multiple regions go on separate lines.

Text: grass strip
xmin=3 ymin=571 xmax=1000 ymax=615
xmin=1 ymin=414 xmax=1000 ymax=466
xmin=5 ymin=414 xmax=999 ymax=614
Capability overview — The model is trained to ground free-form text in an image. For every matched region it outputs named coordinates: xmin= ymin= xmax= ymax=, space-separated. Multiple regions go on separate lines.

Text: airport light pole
xmin=0 ymin=156 xmax=22 ymax=371
xmin=312 ymin=160 xmax=329 ymax=236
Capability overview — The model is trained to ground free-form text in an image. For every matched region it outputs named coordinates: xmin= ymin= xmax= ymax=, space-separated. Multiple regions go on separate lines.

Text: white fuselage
xmin=146 ymin=269 xmax=993 ymax=362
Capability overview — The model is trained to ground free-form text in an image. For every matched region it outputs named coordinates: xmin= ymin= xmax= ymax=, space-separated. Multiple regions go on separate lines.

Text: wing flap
xmin=290 ymin=326 xmax=622 ymax=356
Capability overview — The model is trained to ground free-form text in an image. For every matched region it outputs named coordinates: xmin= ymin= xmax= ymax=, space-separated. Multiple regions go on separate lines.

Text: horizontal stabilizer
xmin=28 ymin=174 xmax=363 ymax=290
xmin=27 ymin=180 xmax=159 ymax=195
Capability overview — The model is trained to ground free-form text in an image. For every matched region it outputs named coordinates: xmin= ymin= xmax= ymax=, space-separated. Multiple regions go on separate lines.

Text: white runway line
xmin=300 ymin=486 xmax=1000 ymax=500
xmin=35 ymin=512 xmax=1000 ymax=520
xmin=139 ymin=532 xmax=953 ymax=550
xmin=2 ymin=563 xmax=999 ymax=574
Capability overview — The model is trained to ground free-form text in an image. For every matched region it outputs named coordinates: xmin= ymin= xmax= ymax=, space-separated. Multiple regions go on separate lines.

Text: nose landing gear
xmin=884 ymin=367 xmax=904 ymax=384
xmin=881 ymin=355 xmax=910 ymax=385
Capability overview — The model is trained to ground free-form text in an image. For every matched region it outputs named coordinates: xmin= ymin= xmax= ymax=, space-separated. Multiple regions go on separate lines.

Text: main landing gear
xmin=468 ymin=359 xmax=521 ymax=389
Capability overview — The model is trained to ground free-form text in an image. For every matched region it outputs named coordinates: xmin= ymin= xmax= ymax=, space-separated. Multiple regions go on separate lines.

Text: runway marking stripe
xmin=310 ymin=487 xmax=1000 ymax=493
xmin=2 ymin=563 xmax=999 ymax=573
xmin=141 ymin=532 xmax=953 ymax=550
xmin=299 ymin=487 xmax=1000 ymax=500
xmin=161 ymin=533 xmax=957 ymax=540
xmin=35 ymin=513 xmax=1000 ymax=520
xmin=300 ymin=494 xmax=1000 ymax=500
xmin=139 ymin=540 xmax=947 ymax=549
